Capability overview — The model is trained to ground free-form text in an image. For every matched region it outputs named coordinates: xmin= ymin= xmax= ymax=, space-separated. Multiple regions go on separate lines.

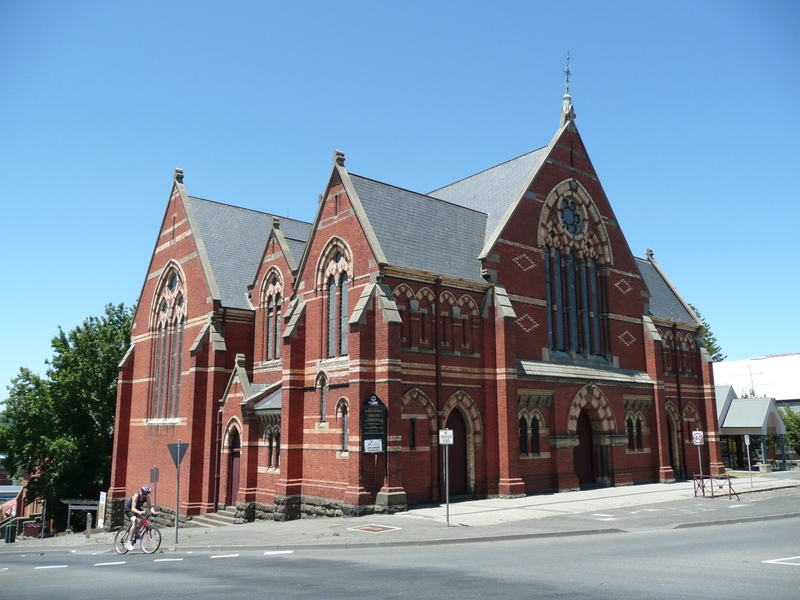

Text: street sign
xmin=744 ymin=434 xmax=750 ymax=446
xmin=167 ymin=442 xmax=189 ymax=467
xmin=439 ymin=429 xmax=453 ymax=445
xmin=692 ymin=431 xmax=704 ymax=446
xmin=150 ymin=466 xmax=160 ymax=484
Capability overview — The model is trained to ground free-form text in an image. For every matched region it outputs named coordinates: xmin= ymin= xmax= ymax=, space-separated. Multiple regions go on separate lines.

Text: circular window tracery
xmin=560 ymin=198 xmax=583 ymax=235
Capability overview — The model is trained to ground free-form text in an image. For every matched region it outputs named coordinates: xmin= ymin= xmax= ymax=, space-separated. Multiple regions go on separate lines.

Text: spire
xmin=560 ymin=52 xmax=576 ymax=127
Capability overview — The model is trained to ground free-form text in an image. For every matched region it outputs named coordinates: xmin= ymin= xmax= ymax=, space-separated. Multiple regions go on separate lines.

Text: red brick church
xmin=109 ymin=92 xmax=723 ymax=524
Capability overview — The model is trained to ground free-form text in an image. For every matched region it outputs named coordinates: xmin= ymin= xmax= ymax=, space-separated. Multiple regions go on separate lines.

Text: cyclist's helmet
xmin=141 ymin=485 xmax=151 ymax=495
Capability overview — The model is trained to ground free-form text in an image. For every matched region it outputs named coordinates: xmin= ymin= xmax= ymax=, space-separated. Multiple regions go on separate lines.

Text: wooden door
xmin=573 ymin=410 xmax=595 ymax=485
xmin=446 ymin=409 xmax=469 ymax=496
xmin=228 ymin=430 xmax=241 ymax=506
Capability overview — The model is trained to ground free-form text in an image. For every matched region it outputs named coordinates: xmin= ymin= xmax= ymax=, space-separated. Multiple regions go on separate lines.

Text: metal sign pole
xmin=697 ymin=440 xmax=703 ymax=482
xmin=445 ymin=444 xmax=450 ymax=528
xmin=745 ymin=434 xmax=753 ymax=488
xmin=175 ymin=439 xmax=181 ymax=544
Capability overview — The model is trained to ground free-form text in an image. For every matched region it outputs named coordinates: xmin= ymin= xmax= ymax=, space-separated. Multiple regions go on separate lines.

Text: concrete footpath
xmin=3 ymin=470 xmax=799 ymax=556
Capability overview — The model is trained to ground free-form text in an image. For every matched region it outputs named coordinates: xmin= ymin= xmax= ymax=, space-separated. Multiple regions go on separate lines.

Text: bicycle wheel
xmin=139 ymin=525 xmax=161 ymax=554
xmin=113 ymin=529 xmax=129 ymax=555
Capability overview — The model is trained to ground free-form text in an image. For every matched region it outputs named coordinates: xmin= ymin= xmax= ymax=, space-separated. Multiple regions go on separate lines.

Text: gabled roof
xmin=715 ymin=385 xmax=738 ymax=422
xmin=349 ymin=174 xmax=488 ymax=282
xmin=718 ymin=396 xmax=786 ymax=435
xmin=635 ymin=255 xmax=699 ymax=326
xmin=427 ymin=147 xmax=548 ymax=246
xmin=186 ymin=196 xmax=311 ymax=310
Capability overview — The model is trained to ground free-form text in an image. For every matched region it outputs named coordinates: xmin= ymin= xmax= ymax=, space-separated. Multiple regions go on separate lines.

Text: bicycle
xmin=114 ymin=512 xmax=161 ymax=554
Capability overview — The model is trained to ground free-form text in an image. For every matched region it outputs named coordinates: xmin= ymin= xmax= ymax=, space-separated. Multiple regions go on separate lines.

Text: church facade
xmin=109 ymin=96 xmax=723 ymax=524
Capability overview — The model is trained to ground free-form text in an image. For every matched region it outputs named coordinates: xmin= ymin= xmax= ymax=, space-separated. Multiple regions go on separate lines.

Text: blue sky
xmin=1 ymin=1 xmax=798 ymax=393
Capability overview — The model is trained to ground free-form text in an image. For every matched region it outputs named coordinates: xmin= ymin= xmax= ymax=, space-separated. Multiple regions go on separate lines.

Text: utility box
xmin=4 ymin=525 xmax=16 ymax=543
xmin=23 ymin=521 xmax=41 ymax=538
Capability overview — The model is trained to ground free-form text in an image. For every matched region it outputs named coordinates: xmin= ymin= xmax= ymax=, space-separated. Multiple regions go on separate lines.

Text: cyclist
xmin=124 ymin=485 xmax=158 ymax=551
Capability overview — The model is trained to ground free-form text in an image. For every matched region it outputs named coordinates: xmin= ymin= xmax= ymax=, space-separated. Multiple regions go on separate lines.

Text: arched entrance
xmin=227 ymin=429 xmax=241 ymax=506
xmin=666 ymin=403 xmax=683 ymax=479
xmin=573 ymin=410 xmax=595 ymax=485
xmin=445 ymin=409 xmax=469 ymax=496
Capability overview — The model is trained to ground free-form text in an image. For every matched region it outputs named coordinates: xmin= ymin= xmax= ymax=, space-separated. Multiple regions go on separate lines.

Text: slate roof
xmin=635 ymin=257 xmax=697 ymax=325
xmin=427 ymin=148 xmax=548 ymax=244
xmin=350 ymin=174 xmax=488 ymax=282
xmin=254 ymin=386 xmax=282 ymax=414
xmin=187 ymin=197 xmax=312 ymax=310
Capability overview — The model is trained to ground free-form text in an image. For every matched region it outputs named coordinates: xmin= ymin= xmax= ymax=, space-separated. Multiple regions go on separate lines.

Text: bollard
xmin=86 ymin=512 xmax=92 ymax=539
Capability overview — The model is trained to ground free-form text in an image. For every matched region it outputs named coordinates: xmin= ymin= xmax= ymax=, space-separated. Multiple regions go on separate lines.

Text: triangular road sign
xmin=167 ymin=442 xmax=189 ymax=468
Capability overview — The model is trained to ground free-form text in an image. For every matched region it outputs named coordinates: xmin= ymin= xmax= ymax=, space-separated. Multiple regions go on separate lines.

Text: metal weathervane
xmin=564 ymin=52 xmax=571 ymax=95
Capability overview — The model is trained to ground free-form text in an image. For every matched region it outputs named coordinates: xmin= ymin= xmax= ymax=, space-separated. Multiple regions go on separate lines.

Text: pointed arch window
xmin=635 ymin=418 xmax=644 ymax=450
xmin=337 ymin=401 xmax=349 ymax=453
xmin=627 ymin=417 xmax=635 ymax=450
xmin=318 ymin=376 xmax=328 ymax=423
xmin=151 ymin=270 xmax=186 ymax=419
xmin=530 ymin=416 xmax=540 ymax=456
xmin=262 ymin=274 xmax=283 ymax=362
xmin=544 ymin=247 xmax=606 ymax=357
xmin=325 ymin=271 xmax=349 ymax=357
xmin=519 ymin=416 xmax=528 ymax=455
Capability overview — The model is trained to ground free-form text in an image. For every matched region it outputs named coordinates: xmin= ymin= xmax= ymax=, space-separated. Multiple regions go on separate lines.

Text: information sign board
xmin=361 ymin=394 xmax=387 ymax=454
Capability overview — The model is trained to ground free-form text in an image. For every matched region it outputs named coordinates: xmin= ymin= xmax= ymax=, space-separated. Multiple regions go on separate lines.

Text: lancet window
xmin=151 ymin=268 xmax=186 ymax=419
xmin=262 ymin=272 xmax=283 ymax=362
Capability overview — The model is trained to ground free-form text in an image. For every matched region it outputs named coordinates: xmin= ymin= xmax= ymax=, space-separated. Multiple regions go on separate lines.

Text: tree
xmin=689 ymin=303 xmax=726 ymax=362
xmin=780 ymin=407 xmax=800 ymax=456
xmin=0 ymin=303 xmax=134 ymax=526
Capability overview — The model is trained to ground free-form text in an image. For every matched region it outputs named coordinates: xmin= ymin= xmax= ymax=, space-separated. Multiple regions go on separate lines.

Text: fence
xmin=693 ymin=473 xmax=740 ymax=500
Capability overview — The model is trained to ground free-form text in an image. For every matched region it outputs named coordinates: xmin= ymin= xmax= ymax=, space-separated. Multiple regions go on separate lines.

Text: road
xmin=2 ymin=517 xmax=798 ymax=599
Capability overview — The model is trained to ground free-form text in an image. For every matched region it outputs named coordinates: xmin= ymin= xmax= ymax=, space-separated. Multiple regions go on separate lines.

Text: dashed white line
xmin=210 ymin=553 xmax=240 ymax=559
xmin=0 ymin=567 xmax=9 ymax=572
xmin=154 ymin=558 xmax=184 ymax=562
xmin=94 ymin=561 xmax=126 ymax=567
xmin=35 ymin=565 xmax=68 ymax=569
xmin=264 ymin=551 xmax=295 ymax=556
xmin=763 ymin=555 xmax=800 ymax=566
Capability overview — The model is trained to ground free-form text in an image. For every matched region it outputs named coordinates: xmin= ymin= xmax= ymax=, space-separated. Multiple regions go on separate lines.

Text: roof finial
xmin=560 ymin=53 xmax=576 ymax=127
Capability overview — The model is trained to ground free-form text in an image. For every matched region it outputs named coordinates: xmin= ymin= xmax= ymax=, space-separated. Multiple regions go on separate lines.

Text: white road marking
xmin=35 ymin=565 xmax=68 ymax=569
xmin=210 ymin=554 xmax=240 ymax=559
xmin=94 ymin=561 xmax=126 ymax=567
xmin=592 ymin=513 xmax=614 ymax=517
xmin=154 ymin=558 xmax=183 ymax=562
xmin=264 ymin=551 xmax=295 ymax=556
xmin=0 ymin=567 xmax=9 ymax=572
xmin=763 ymin=555 xmax=800 ymax=566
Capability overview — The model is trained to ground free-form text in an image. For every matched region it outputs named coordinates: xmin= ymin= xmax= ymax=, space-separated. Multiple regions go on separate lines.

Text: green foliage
xmin=0 ymin=303 xmax=134 ymax=524
xmin=779 ymin=407 xmax=800 ymax=456
xmin=688 ymin=303 xmax=726 ymax=362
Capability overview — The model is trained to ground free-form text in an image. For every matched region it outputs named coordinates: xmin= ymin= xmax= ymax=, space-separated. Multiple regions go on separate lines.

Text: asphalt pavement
xmin=3 ymin=469 xmax=799 ymax=555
